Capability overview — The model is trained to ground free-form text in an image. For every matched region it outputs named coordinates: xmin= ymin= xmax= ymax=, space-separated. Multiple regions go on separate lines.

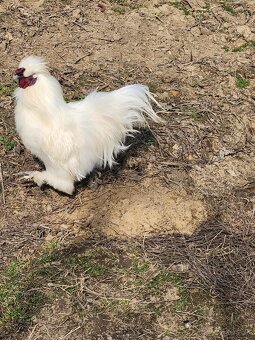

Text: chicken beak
xmin=14 ymin=75 xmax=19 ymax=81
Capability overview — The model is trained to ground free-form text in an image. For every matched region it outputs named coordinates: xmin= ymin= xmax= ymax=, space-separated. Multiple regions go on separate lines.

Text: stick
xmin=74 ymin=51 xmax=93 ymax=64
xmin=27 ymin=324 xmax=38 ymax=340
xmin=0 ymin=162 xmax=5 ymax=205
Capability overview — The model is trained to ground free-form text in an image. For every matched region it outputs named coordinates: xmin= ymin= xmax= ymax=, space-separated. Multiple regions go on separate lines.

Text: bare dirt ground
xmin=0 ymin=0 xmax=255 ymax=339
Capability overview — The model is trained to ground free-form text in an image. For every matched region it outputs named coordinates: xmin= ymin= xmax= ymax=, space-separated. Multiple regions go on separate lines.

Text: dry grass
xmin=144 ymin=219 xmax=255 ymax=311
xmin=1 ymin=218 xmax=255 ymax=339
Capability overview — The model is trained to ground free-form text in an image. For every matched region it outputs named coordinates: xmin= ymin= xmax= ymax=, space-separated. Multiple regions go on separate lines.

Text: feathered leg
xmin=18 ymin=170 xmax=75 ymax=195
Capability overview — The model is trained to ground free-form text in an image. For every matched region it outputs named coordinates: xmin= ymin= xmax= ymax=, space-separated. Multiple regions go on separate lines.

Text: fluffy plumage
xmin=14 ymin=56 xmax=162 ymax=194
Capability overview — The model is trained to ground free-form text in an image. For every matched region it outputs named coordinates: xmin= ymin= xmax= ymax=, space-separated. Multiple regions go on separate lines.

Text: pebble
xmin=236 ymin=25 xmax=252 ymax=40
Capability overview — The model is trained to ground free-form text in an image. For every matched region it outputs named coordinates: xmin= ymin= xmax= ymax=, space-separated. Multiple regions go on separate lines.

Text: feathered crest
xmin=19 ymin=55 xmax=48 ymax=77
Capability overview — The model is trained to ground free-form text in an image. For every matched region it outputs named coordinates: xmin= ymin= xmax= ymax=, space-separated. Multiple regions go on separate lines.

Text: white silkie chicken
xmin=14 ymin=56 xmax=162 ymax=195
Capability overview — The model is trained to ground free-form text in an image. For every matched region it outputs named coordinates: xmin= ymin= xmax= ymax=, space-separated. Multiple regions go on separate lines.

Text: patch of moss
xmin=0 ymin=136 xmax=16 ymax=151
xmin=235 ymin=75 xmax=250 ymax=89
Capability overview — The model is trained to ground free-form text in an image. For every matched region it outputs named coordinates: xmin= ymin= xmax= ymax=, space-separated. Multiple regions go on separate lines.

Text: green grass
xmin=171 ymin=274 xmax=188 ymax=311
xmin=130 ymin=257 xmax=150 ymax=274
xmin=64 ymin=97 xmax=72 ymax=103
xmin=191 ymin=111 xmax=203 ymax=121
xmin=65 ymin=95 xmax=85 ymax=103
xmin=222 ymin=3 xmax=236 ymax=15
xmin=0 ymin=244 xmax=216 ymax=337
xmin=220 ymin=0 xmax=237 ymax=16
xmin=113 ymin=6 xmax=125 ymax=14
xmin=235 ymin=75 xmax=250 ymax=89
xmin=108 ymin=0 xmax=126 ymax=14
xmin=101 ymin=298 xmax=132 ymax=314
xmin=0 ymin=82 xmax=16 ymax=97
xmin=108 ymin=0 xmax=139 ymax=10
xmin=148 ymin=84 xmax=156 ymax=93
xmin=202 ymin=3 xmax=211 ymax=12
xmin=147 ymin=270 xmax=170 ymax=289
xmin=0 ymin=242 xmax=63 ymax=331
xmin=4 ymin=260 xmax=25 ymax=280
xmin=223 ymin=46 xmax=230 ymax=52
xmin=171 ymin=1 xmax=191 ymax=15
xmin=142 ymin=135 xmax=155 ymax=146
xmin=0 ymin=260 xmax=45 ymax=328
xmin=232 ymin=40 xmax=255 ymax=52
xmin=0 ymin=135 xmax=16 ymax=151
xmin=40 ymin=241 xmax=59 ymax=263
xmin=67 ymin=252 xmax=105 ymax=277
xmin=0 ymin=254 xmax=190 ymax=336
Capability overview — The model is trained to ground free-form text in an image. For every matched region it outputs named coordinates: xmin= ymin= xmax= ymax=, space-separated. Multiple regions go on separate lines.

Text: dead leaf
xmin=170 ymin=89 xmax=180 ymax=96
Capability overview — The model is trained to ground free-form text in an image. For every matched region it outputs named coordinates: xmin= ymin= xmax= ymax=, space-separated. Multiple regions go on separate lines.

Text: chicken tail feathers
xmin=70 ymin=84 xmax=164 ymax=170
xmin=111 ymin=84 xmax=163 ymax=126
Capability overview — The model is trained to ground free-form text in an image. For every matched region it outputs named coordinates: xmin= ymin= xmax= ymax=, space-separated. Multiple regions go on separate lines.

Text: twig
xmin=62 ymin=325 xmax=81 ymax=339
xmin=27 ymin=324 xmax=38 ymax=340
xmin=72 ymin=21 xmax=90 ymax=32
xmin=92 ymin=36 xmax=122 ymax=43
xmin=97 ymin=83 xmax=110 ymax=91
xmin=74 ymin=51 xmax=93 ymax=64
xmin=0 ymin=162 xmax=6 ymax=205
xmin=155 ymin=16 xmax=164 ymax=24
xmin=183 ymin=0 xmax=192 ymax=8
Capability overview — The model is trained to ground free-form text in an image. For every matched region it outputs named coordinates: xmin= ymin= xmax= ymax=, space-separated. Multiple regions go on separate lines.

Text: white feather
xmin=14 ymin=56 xmax=162 ymax=194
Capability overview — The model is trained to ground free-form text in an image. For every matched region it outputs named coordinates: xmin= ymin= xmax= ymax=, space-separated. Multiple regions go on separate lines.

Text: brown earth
xmin=0 ymin=0 xmax=255 ymax=339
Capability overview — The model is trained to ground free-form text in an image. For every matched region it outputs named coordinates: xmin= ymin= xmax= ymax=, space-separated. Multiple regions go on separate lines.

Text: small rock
xmin=5 ymin=32 xmax=13 ymax=41
xmin=227 ymin=169 xmax=238 ymax=177
xmin=164 ymin=287 xmax=179 ymax=301
xmin=46 ymin=204 xmax=52 ymax=213
xmin=219 ymin=148 xmax=234 ymax=159
xmin=73 ymin=226 xmax=80 ymax=235
xmin=191 ymin=26 xmax=200 ymax=37
xmin=45 ymin=233 xmax=54 ymax=241
xmin=36 ymin=0 xmax=46 ymax=6
xmin=162 ymin=336 xmax=171 ymax=340
xmin=1 ymin=40 xmax=7 ymax=51
xmin=184 ymin=319 xmax=191 ymax=328
xmin=161 ymin=91 xmax=169 ymax=100
xmin=60 ymin=224 xmax=69 ymax=230
xmin=171 ymin=263 xmax=190 ymax=272
xmin=200 ymin=27 xmax=211 ymax=36
xmin=236 ymin=25 xmax=252 ymax=39
xmin=72 ymin=8 xmax=81 ymax=20
xmin=194 ymin=165 xmax=203 ymax=171
xmin=172 ymin=144 xmax=180 ymax=151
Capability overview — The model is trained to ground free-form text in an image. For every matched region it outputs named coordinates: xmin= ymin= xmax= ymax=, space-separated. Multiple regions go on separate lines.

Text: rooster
xmin=14 ymin=56 xmax=162 ymax=194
